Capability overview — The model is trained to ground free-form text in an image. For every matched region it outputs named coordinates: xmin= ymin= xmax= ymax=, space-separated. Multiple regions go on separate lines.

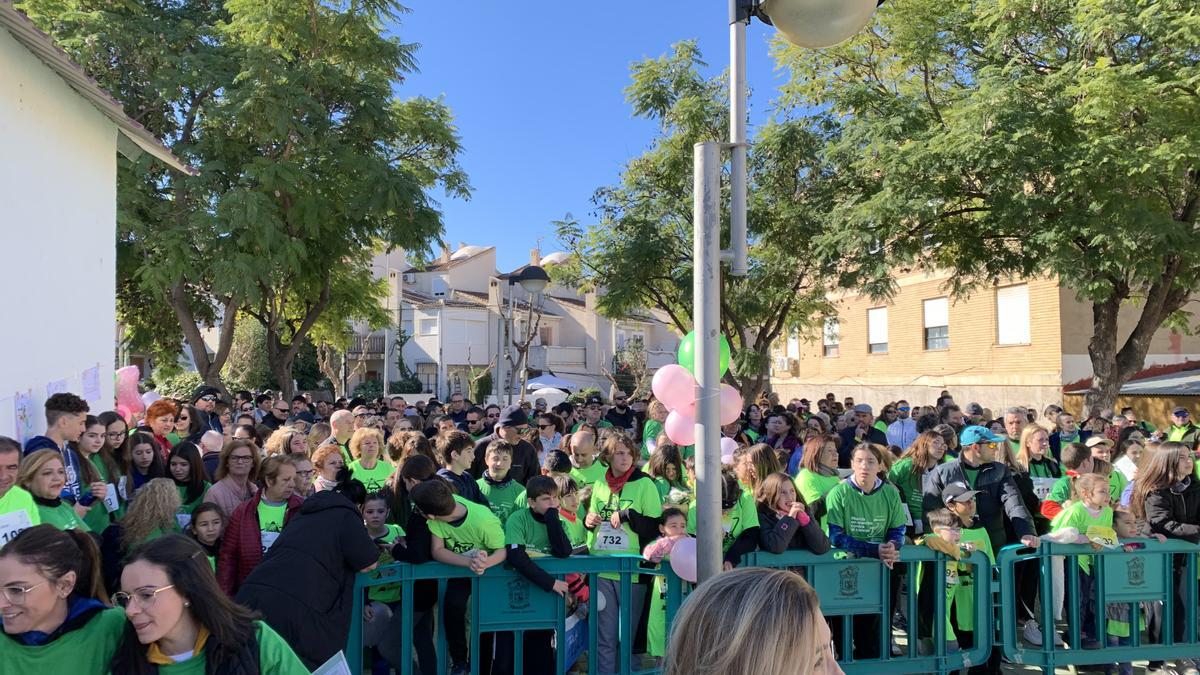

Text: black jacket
xmin=838 ymin=426 xmax=888 ymax=467
xmin=922 ymin=459 xmax=1034 ymax=555
xmin=1143 ymin=477 xmax=1200 ymax=544
xmin=235 ymin=491 xmax=379 ymax=670
xmin=757 ymin=507 xmax=831 ymax=555
xmin=470 ymin=433 xmax=540 ymax=485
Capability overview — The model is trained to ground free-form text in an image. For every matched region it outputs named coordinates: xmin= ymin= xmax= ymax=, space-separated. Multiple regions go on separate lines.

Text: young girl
xmin=647 ymin=442 xmax=690 ymax=508
xmin=121 ymin=432 xmax=167 ymax=503
xmin=362 ymin=493 xmax=406 ymax=672
xmin=643 ymin=508 xmax=690 ymax=661
xmin=187 ymin=502 xmax=225 ymax=570
xmin=120 ymin=477 xmax=182 ymax=552
xmin=168 ymin=442 xmax=211 ymax=529
xmin=76 ymin=415 xmax=116 ymax=534
xmin=1049 ymin=473 xmax=1113 ymax=648
xmin=755 ymin=472 xmax=830 ymax=554
xmin=552 ymin=475 xmax=587 ymax=550
xmin=685 ymin=469 xmax=760 ymax=569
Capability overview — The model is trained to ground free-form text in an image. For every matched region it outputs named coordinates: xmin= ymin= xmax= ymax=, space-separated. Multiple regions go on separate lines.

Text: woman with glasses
xmin=109 ymin=534 xmax=307 ymax=673
xmin=202 ymin=439 xmax=260 ymax=522
xmin=217 ymin=455 xmax=300 ymax=595
xmin=0 ymin=525 xmax=123 ymax=671
xmin=537 ymin=413 xmax=564 ymax=455
xmin=166 ymin=404 xmax=201 ymax=448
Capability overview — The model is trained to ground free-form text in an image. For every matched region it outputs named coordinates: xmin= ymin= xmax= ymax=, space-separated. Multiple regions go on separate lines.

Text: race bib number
xmin=176 ymin=513 xmax=192 ymax=531
xmin=594 ymin=523 xmax=629 ymax=552
xmin=1086 ymin=526 xmax=1119 ymax=549
xmin=0 ymin=510 xmax=32 ymax=545
xmin=1031 ymin=477 xmax=1056 ymax=501
xmin=901 ymin=503 xmax=914 ymax=527
xmin=118 ymin=476 xmax=129 ymax=501
xmin=945 ymin=566 xmax=959 ymax=588
xmin=103 ymin=484 xmax=120 ymax=513
xmin=261 ymin=530 xmax=280 ymax=554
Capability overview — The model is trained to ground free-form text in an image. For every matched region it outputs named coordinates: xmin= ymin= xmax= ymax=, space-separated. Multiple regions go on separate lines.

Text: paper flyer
xmin=82 ymin=366 xmax=101 ymax=402
xmin=14 ymin=391 xmax=35 ymax=444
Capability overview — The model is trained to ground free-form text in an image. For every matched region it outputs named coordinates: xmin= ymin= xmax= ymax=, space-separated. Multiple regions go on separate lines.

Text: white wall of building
xmin=0 ymin=28 xmax=117 ymax=437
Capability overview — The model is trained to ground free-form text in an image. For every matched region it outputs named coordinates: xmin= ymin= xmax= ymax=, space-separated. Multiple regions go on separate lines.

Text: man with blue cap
xmin=922 ymin=425 xmax=1040 ymax=557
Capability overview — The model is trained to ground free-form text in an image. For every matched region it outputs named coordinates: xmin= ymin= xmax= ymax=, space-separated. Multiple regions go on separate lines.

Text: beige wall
xmin=771 ymin=272 xmax=1065 ymax=411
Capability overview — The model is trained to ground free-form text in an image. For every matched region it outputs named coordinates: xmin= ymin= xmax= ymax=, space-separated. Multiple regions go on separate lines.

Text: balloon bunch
xmin=114 ymin=365 xmax=144 ymax=424
xmin=652 ymin=331 xmax=743 ymax=464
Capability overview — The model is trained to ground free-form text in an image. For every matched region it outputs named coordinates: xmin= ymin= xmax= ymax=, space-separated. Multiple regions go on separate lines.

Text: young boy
xmin=1105 ymin=511 xmax=1160 ymax=675
xmin=477 ymin=441 xmax=523 ymax=525
xmin=410 ymin=479 xmax=506 ymax=675
xmin=361 ymin=494 xmax=406 ymax=672
xmin=497 ymin=475 xmax=572 ymax=674
xmin=915 ymin=508 xmax=966 ymax=655
xmin=1086 ymin=437 xmax=1128 ymax=504
xmin=941 ymin=482 xmax=998 ymax=674
xmin=642 ymin=508 xmax=689 ymax=661
xmin=436 ymin=430 xmax=490 ymax=507
xmin=514 ymin=450 xmax=575 ymax=506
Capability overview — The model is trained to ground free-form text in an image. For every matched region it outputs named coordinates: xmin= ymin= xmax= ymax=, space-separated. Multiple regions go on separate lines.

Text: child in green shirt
xmin=642 ymin=508 xmax=689 ymax=660
xmin=567 ymin=429 xmax=606 ymax=502
xmin=360 ymin=493 xmax=406 ymax=670
xmin=915 ymin=508 xmax=966 ymax=655
xmin=477 ymin=442 xmax=523 ymax=525
xmin=1050 ymin=473 xmax=1114 ymax=648
xmin=940 ymin=481 xmax=997 ymax=671
xmin=410 ymin=479 xmax=506 ymax=672
xmin=647 ymin=442 xmax=690 ymax=510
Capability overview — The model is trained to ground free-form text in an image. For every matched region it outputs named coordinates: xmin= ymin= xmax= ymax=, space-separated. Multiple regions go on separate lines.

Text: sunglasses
xmin=538 ymin=424 xmax=554 ymax=430
xmin=199 ymin=395 xmax=217 ymax=402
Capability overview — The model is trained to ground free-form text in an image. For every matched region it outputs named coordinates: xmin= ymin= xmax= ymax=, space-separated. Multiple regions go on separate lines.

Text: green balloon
xmin=677 ymin=330 xmax=731 ymax=378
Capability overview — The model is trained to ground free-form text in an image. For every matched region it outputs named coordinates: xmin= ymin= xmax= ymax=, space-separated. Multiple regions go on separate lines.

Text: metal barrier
xmin=996 ymin=540 xmax=1200 ymax=672
xmin=346 ymin=554 xmax=666 ymax=675
xmin=740 ymin=547 xmax=993 ymax=674
xmin=347 ymin=548 xmax=984 ymax=675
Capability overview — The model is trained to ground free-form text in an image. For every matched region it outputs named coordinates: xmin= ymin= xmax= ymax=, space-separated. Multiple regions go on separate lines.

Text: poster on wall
xmin=46 ymin=379 xmax=67 ymax=397
xmin=82 ymin=366 xmax=101 ymax=403
xmin=13 ymin=391 xmax=34 ymax=445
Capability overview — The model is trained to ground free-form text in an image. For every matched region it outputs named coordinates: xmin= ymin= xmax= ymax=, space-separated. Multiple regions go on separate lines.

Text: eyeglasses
xmin=199 ymin=395 xmax=217 ymax=402
xmin=615 ymin=397 xmax=627 ymax=401
xmin=487 ymin=413 xmax=500 ymax=419
xmin=112 ymin=585 xmax=176 ymax=609
xmin=273 ymin=407 xmax=289 ymax=413
xmin=295 ymin=470 xmax=315 ymax=478
xmin=538 ymin=424 xmax=554 ymax=430
xmin=105 ymin=431 xmax=126 ymax=439
xmin=229 ymin=454 xmax=254 ymax=463
xmin=240 ymin=406 xmax=254 ymax=412
xmin=176 ymin=416 xmax=189 ymax=422
xmin=1 ymin=581 xmax=46 ymax=604
xmin=898 ymin=407 xmax=911 ymax=412
xmin=984 ymin=442 xmax=998 ymax=450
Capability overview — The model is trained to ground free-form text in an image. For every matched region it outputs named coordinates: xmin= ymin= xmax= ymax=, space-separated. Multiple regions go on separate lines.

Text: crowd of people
xmin=2 ymin=384 xmax=1200 ymax=674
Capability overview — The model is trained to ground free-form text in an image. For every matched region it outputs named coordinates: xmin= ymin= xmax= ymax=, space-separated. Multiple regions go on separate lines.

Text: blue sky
xmin=393 ymin=2 xmax=785 ymax=272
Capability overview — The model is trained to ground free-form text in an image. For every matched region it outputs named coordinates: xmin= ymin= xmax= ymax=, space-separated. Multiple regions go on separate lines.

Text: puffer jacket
xmin=1143 ymin=477 xmax=1200 ymax=544
xmin=217 ymin=492 xmax=303 ymax=595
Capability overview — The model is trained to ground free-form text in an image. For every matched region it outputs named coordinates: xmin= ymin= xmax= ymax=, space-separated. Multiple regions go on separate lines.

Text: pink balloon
xmin=652 ymin=365 xmax=697 ymax=412
xmin=669 ymin=537 xmax=698 ymax=583
xmin=115 ymin=365 xmax=144 ymax=413
xmin=664 ymin=409 xmax=696 ymax=446
xmin=719 ymin=384 xmax=743 ymax=425
xmin=720 ymin=436 xmax=739 ymax=464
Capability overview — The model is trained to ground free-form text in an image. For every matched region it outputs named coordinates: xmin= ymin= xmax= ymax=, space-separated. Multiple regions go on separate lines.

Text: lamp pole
xmin=692 ymin=0 xmax=881 ymax=584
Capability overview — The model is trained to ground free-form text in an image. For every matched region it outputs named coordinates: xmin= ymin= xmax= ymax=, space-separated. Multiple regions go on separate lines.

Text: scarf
xmin=314 ymin=474 xmax=339 ymax=492
xmin=605 ymin=465 xmax=635 ymax=495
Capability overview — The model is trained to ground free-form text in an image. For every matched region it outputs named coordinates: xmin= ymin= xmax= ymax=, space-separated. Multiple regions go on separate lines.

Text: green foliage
xmin=223 ymin=319 xmax=275 ymax=390
xmin=556 ymin=41 xmax=835 ymax=401
xmin=392 ymin=327 xmax=416 ymax=380
xmin=389 ymin=377 xmax=424 ymax=395
xmin=567 ymin=388 xmax=603 ymax=405
xmin=154 ymin=371 xmax=204 ymax=399
xmin=470 ymin=370 xmax=493 ymax=403
xmin=352 ymin=379 xmax=384 ymax=400
xmin=775 ymin=0 xmax=1200 ymax=405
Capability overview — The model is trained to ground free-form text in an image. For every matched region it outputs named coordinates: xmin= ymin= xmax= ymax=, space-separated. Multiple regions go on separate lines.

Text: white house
xmin=0 ymin=4 xmax=190 ymax=439
xmin=350 ymin=243 xmax=679 ymax=400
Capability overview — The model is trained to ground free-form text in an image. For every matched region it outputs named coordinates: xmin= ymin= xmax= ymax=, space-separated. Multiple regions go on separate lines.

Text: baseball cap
xmin=1085 ymin=436 xmax=1113 ymax=449
xmin=498 ymin=405 xmax=529 ymax=428
xmin=192 ymin=385 xmax=222 ymax=404
xmin=586 ymin=394 xmax=604 ymax=406
xmin=942 ymin=481 xmax=981 ymax=505
xmin=959 ymin=425 xmax=1004 ymax=447
xmin=852 ymin=403 xmax=873 ymax=414
xmin=965 ymin=402 xmax=984 ymax=416
xmin=1173 ymin=406 xmax=1190 ymax=417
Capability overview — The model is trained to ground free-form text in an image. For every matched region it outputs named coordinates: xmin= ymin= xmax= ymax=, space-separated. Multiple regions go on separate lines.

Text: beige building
xmin=769 ymin=270 xmax=1200 ymax=414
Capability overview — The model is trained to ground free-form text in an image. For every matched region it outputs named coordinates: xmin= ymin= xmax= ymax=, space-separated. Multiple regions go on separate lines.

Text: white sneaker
xmin=1022 ymin=620 xmax=1043 ymax=646
xmin=1052 ymin=629 xmax=1066 ymax=647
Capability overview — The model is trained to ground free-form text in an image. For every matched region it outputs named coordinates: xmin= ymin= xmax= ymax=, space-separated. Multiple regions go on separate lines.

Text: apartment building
xmin=769 ymin=270 xmax=1200 ymax=413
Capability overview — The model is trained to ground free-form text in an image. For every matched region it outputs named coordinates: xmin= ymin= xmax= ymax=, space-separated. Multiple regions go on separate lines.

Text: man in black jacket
xmin=837 ymin=403 xmax=888 ymax=467
xmin=470 ymin=405 xmax=540 ymax=485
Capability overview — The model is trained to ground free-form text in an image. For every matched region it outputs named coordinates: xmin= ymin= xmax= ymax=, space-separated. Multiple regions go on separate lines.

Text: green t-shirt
xmin=257 ymin=500 xmax=286 ymax=555
xmin=0 ymin=485 xmax=41 ymax=546
xmin=349 ymin=458 xmax=394 ymax=492
xmin=428 ymin=497 xmax=506 ymax=555
xmin=505 ymin=507 xmax=566 ymax=555
xmin=0 ymin=606 xmax=124 ymax=672
xmin=653 ymin=477 xmax=691 ymax=509
xmin=155 ymin=621 xmax=308 ymax=674
xmin=1045 ymin=473 xmax=1125 ymax=507
xmin=572 ymin=420 xmax=613 ymax=433
xmin=82 ymin=455 xmax=114 ymax=534
xmin=367 ymin=524 xmax=406 ymax=603
xmin=37 ymin=500 xmax=90 ymax=533
xmin=888 ymin=457 xmax=929 ymax=534
xmin=176 ymin=482 xmax=211 ymax=524
xmin=1050 ymin=501 xmax=1114 ymax=573
xmin=915 ymin=534 xmax=960 ymax=643
xmin=795 ymin=469 xmax=842 ymax=531
xmin=642 ymin=419 xmax=663 ymax=459
xmin=954 ymin=526 xmax=994 ymax=631
xmin=478 ymin=475 xmax=525 ymax=525
xmin=587 ymin=475 xmax=662 ymax=579
xmin=685 ymin=489 xmax=757 ymax=553
xmin=825 ymin=479 xmax=906 ymax=544
xmin=560 ymin=511 xmax=587 ymax=549
xmin=570 ymin=461 xmax=607 ymax=489
xmin=963 ymin=466 xmax=980 ymax=489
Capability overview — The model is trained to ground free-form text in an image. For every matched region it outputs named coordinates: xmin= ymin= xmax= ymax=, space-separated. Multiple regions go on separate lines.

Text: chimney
xmin=439 ymin=242 xmax=451 ymax=264
xmin=458 ymin=241 xmax=467 ymax=251
xmin=530 ymin=247 xmax=540 ymax=266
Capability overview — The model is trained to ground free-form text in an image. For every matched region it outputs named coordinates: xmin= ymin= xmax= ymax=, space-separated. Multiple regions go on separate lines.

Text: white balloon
xmin=760 ymin=0 xmax=878 ymax=49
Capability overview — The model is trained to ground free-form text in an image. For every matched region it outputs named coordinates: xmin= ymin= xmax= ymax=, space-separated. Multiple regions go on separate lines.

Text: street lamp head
xmin=514 ymin=265 xmax=550 ymax=294
xmin=759 ymin=0 xmax=879 ymax=49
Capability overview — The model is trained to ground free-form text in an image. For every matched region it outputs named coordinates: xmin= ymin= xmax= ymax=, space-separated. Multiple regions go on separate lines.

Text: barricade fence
xmin=996 ymin=540 xmax=1200 ymax=673
xmin=345 ymin=548 xmax=989 ymax=675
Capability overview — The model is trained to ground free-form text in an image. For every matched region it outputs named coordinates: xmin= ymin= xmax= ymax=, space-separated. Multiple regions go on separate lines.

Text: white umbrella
xmin=526 ymin=374 xmax=577 ymax=392
xmin=529 ymin=388 xmax=570 ymax=408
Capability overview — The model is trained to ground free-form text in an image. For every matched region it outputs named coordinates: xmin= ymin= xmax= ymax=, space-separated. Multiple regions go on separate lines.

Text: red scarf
xmin=606 ymin=465 xmax=635 ymax=495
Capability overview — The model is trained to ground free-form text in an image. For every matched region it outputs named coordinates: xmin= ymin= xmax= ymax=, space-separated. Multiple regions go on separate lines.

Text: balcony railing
xmin=529 ymin=345 xmax=587 ymax=370
xmin=345 ymin=334 xmax=386 ymax=357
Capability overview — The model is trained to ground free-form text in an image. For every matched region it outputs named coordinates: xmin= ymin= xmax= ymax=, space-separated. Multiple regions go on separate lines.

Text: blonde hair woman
xmin=119 ymin=477 xmax=182 ymax=551
xmin=348 ymin=427 xmax=390 ymax=491
xmin=263 ymin=426 xmax=309 ymax=457
xmin=664 ymin=567 xmax=843 ymax=675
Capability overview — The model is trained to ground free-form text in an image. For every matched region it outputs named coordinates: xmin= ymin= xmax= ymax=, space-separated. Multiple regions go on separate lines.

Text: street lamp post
xmin=494 ymin=265 xmax=551 ymax=406
xmin=692 ymin=0 xmax=882 ymax=584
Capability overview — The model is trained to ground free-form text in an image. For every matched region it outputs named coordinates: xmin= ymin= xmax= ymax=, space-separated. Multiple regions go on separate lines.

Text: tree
xmin=506 ymin=294 xmax=545 ymax=402
xmin=555 ymin=42 xmax=836 ymax=402
xmin=607 ymin=336 xmax=651 ymax=400
xmin=775 ymin=0 xmax=1200 ymax=410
